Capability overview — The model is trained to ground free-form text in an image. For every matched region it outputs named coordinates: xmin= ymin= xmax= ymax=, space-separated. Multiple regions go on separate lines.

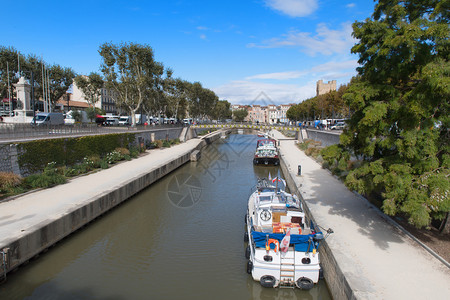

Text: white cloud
xmin=213 ymin=80 xmax=315 ymax=104
xmin=264 ymin=0 xmax=318 ymax=17
xmin=310 ymin=60 xmax=358 ymax=73
xmin=346 ymin=3 xmax=356 ymax=8
xmin=245 ymin=71 xmax=306 ymax=80
xmin=197 ymin=26 xmax=209 ymax=30
xmin=200 ymin=34 xmax=207 ymax=40
xmin=213 ymin=59 xmax=358 ymax=104
xmin=248 ymin=22 xmax=356 ymax=56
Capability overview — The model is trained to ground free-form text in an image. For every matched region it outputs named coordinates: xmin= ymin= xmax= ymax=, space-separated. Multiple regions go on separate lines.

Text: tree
xmin=233 ymin=109 xmax=248 ymax=122
xmin=162 ymin=71 xmax=189 ymax=120
xmin=286 ymin=84 xmax=349 ymax=122
xmin=187 ymin=82 xmax=218 ymax=119
xmin=212 ymin=100 xmax=232 ymax=121
xmin=99 ymin=42 xmax=164 ymax=126
xmin=0 ymin=47 xmax=75 ymax=111
xmin=0 ymin=46 xmax=26 ymax=101
xmin=340 ymin=0 xmax=449 ymax=230
xmin=74 ymin=73 xmax=104 ymax=108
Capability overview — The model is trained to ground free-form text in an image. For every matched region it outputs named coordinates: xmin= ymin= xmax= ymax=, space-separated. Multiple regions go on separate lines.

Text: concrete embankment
xmin=273 ymin=130 xmax=450 ymax=300
xmin=0 ymin=130 xmax=225 ymax=281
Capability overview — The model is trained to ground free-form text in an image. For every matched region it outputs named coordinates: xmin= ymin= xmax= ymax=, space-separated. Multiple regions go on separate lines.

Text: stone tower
xmin=316 ymin=80 xmax=337 ymax=96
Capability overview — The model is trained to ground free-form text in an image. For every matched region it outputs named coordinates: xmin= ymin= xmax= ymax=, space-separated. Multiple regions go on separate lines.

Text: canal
xmin=0 ymin=133 xmax=331 ymax=300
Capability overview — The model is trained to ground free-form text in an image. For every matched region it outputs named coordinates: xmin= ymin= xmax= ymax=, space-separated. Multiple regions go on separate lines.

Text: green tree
xmin=74 ymin=73 xmax=104 ymax=108
xmin=99 ymin=42 xmax=164 ymax=126
xmin=162 ymin=71 xmax=189 ymax=120
xmin=39 ymin=63 xmax=75 ymax=110
xmin=233 ymin=109 xmax=248 ymax=122
xmin=341 ymin=0 xmax=449 ymax=230
xmin=187 ymin=82 xmax=218 ymax=119
xmin=212 ymin=100 xmax=232 ymax=121
xmin=0 ymin=47 xmax=75 ymax=111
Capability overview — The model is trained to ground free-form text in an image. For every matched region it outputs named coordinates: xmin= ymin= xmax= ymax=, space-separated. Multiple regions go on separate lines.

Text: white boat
xmin=245 ymin=178 xmax=331 ymax=289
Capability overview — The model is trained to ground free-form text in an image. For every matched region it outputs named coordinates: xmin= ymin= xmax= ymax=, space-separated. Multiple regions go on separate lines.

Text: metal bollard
xmin=298 ymin=165 xmax=301 ymax=176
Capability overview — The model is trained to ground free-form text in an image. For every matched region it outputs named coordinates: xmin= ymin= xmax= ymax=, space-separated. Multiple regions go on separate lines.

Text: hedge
xmin=17 ymin=133 xmax=136 ymax=174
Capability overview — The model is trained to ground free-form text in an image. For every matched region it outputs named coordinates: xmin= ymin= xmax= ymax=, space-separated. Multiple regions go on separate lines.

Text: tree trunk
xmin=439 ymin=212 xmax=450 ymax=235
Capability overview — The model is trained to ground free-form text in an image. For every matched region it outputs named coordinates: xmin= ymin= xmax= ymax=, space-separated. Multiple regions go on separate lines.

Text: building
xmin=240 ymin=104 xmax=293 ymax=125
xmin=57 ymin=80 xmax=120 ymax=114
xmin=316 ymin=80 xmax=337 ymax=96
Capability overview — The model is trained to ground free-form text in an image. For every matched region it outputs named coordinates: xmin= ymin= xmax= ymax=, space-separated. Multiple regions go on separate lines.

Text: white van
xmin=31 ymin=112 xmax=65 ymax=126
xmin=118 ymin=116 xmax=131 ymax=126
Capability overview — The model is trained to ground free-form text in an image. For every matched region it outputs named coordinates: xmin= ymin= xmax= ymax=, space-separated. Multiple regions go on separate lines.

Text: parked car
xmin=331 ymin=122 xmax=346 ymax=130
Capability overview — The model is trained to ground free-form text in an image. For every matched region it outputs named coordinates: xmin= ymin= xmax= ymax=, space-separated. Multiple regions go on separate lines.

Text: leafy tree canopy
xmin=74 ymin=73 xmax=104 ymax=107
xmin=99 ymin=42 xmax=164 ymax=125
xmin=233 ymin=108 xmax=248 ymax=122
xmin=287 ymin=84 xmax=349 ymax=121
xmin=0 ymin=46 xmax=75 ymax=109
xmin=340 ymin=0 xmax=449 ymax=229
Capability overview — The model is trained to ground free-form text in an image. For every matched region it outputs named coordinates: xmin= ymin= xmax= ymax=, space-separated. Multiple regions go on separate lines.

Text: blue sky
xmin=2 ymin=0 xmax=375 ymax=105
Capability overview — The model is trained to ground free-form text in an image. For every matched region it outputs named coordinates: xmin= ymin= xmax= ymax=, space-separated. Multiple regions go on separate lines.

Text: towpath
xmin=271 ymin=130 xmax=450 ymax=299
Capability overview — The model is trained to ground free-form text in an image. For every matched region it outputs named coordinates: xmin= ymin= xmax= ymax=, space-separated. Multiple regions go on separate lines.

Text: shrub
xmin=0 ymin=172 xmax=23 ymax=191
xmin=100 ymin=160 xmax=109 ymax=169
xmin=155 ymin=140 xmax=163 ymax=148
xmin=85 ymin=154 xmax=102 ymax=169
xmin=162 ymin=140 xmax=172 ymax=148
xmin=115 ymin=147 xmax=130 ymax=156
xmin=105 ymin=150 xmax=123 ymax=164
xmin=24 ymin=172 xmax=66 ymax=189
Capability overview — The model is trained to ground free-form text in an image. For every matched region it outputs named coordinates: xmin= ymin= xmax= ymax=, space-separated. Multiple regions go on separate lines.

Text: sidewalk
xmin=0 ymin=138 xmax=202 ymax=248
xmin=271 ymin=130 xmax=450 ymax=299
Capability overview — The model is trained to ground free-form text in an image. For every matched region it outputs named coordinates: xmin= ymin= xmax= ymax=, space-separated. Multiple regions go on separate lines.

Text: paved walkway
xmin=270 ymin=130 xmax=450 ymax=299
xmin=0 ymin=138 xmax=202 ymax=248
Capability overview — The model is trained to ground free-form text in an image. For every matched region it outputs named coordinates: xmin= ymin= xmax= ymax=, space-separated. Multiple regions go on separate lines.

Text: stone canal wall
xmin=0 ymin=130 xmax=226 ymax=281
xmin=301 ymin=129 xmax=341 ymax=147
xmin=279 ymin=153 xmax=352 ymax=300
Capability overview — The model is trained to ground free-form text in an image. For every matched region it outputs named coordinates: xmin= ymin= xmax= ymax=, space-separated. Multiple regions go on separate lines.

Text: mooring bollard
xmin=298 ymin=165 xmax=301 ymax=176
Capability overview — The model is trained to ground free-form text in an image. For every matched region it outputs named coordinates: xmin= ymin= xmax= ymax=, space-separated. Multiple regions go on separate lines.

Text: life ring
xmin=265 ymin=239 xmax=279 ymax=252
xmin=296 ymin=277 xmax=314 ymax=290
xmin=260 ymin=275 xmax=276 ymax=288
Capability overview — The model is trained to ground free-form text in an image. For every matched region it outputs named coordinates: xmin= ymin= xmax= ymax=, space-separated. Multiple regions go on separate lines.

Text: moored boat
xmin=245 ymin=178 xmax=332 ymax=289
xmin=253 ymin=138 xmax=279 ymax=165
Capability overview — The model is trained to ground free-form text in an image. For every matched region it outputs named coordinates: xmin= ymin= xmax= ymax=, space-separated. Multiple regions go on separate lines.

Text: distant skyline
xmin=2 ymin=0 xmax=375 ymax=105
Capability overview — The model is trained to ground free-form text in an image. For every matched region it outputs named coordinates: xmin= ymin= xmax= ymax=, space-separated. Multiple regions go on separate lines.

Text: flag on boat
xmin=272 ymin=177 xmax=286 ymax=186
xmin=280 ymin=229 xmax=291 ymax=253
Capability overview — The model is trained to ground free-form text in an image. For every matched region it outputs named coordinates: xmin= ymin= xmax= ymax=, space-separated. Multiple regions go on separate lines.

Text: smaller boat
xmin=253 ymin=138 xmax=279 ymax=166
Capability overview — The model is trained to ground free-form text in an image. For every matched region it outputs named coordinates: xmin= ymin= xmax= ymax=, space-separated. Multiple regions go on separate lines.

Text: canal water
xmin=0 ymin=133 xmax=331 ymax=300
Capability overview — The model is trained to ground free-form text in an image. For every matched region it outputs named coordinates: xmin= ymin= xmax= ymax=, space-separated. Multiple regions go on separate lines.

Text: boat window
xmin=259 ymin=196 xmax=271 ymax=202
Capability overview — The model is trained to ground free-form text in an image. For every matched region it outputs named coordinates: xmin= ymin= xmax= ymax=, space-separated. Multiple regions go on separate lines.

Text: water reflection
xmin=0 ymin=134 xmax=330 ymax=300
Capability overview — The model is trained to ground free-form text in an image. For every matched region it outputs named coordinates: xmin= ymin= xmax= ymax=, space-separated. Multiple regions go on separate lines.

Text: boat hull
xmin=253 ymin=157 xmax=280 ymax=165
xmin=246 ymin=224 xmax=320 ymax=288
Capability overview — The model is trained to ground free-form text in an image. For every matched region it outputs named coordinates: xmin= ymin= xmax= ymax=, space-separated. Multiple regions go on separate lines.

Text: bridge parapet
xmin=191 ymin=123 xmax=300 ymax=131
